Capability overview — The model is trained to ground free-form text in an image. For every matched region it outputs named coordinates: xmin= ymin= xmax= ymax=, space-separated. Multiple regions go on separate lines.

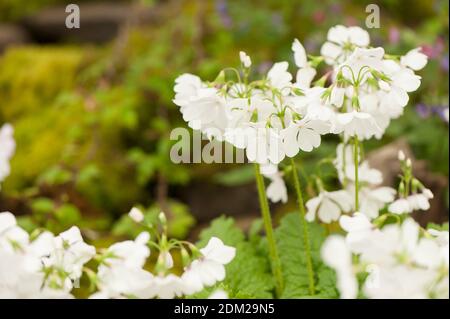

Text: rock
xmin=367 ymin=138 xmax=448 ymax=225
xmin=0 ymin=23 xmax=29 ymax=53
xmin=21 ymin=2 xmax=160 ymax=43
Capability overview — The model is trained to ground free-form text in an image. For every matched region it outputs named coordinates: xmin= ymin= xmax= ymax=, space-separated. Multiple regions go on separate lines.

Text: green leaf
xmin=275 ymin=212 xmax=339 ymax=298
xmin=195 ymin=216 xmax=275 ymax=298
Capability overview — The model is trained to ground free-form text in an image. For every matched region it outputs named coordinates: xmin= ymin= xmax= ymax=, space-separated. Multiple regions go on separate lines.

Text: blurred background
xmin=0 ymin=0 xmax=448 ymax=244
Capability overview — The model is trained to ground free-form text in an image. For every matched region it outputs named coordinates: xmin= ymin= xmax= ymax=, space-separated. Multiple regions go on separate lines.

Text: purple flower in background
xmin=271 ymin=13 xmax=283 ymax=30
xmin=258 ymin=61 xmax=272 ymax=75
xmin=441 ymin=55 xmax=449 ymax=72
xmin=422 ymin=38 xmax=445 ymax=59
xmin=388 ymin=27 xmax=400 ymax=44
xmin=433 ymin=106 xmax=449 ymax=123
xmin=416 ymin=103 xmax=431 ymax=118
xmin=215 ymin=0 xmax=232 ymax=29
xmin=330 ymin=3 xmax=342 ymax=14
xmin=305 ymin=38 xmax=319 ymax=53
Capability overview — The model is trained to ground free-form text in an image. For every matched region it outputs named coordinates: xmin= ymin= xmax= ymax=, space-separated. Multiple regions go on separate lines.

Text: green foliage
xmin=112 ymin=200 xmax=195 ymax=239
xmin=275 ymin=213 xmax=339 ymax=298
xmin=195 ymin=216 xmax=275 ymax=298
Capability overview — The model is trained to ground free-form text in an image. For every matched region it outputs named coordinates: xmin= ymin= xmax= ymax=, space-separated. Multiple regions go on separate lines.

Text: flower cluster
xmin=322 ymin=213 xmax=449 ymax=299
xmin=0 ymin=124 xmax=15 ymax=189
xmin=173 ymin=25 xmax=427 ymax=203
xmin=0 ymin=210 xmax=235 ymax=299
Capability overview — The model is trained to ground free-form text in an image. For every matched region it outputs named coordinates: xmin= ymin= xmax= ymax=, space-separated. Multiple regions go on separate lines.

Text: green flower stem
xmin=254 ymin=163 xmax=284 ymax=298
xmin=289 ymin=158 xmax=315 ymax=295
xmin=353 ymin=137 xmax=359 ymax=211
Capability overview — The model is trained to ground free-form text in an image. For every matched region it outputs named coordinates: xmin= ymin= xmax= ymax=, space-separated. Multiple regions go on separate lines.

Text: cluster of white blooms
xmin=0 ymin=124 xmax=15 ymax=189
xmin=306 ymin=143 xmax=397 ymax=223
xmin=173 ymin=25 xmax=427 ymax=204
xmin=322 ymin=213 xmax=449 ymax=299
xmin=0 ymin=210 xmax=235 ymax=299
xmin=308 ymin=145 xmax=434 ymax=225
xmin=0 ymin=212 xmax=95 ymax=298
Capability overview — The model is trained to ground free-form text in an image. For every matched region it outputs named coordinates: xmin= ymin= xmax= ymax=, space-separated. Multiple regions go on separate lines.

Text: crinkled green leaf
xmin=275 ymin=212 xmax=339 ymax=298
xmin=195 ymin=216 xmax=275 ymax=299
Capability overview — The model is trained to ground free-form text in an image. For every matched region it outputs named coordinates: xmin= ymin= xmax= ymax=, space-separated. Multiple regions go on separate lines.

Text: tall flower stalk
xmin=353 ymin=137 xmax=360 ymax=211
xmin=254 ymin=164 xmax=284 ymax=297
xmin=290 ymin=158 xmax=315 ymax=295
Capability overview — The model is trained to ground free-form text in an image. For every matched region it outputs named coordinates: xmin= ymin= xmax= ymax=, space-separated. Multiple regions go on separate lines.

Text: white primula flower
xmin=267 ymin=62 xmax=293 ymax=92
xmin=333 ymin=110 xmax=381 ymax=140
xmin=330 ymin=87 xmax=346 ymax=108
xmin=363 ymin=265 xmax=436 ymax=299
xmin=339 ymin=47 xmax=385 ymax=85
xmin=306 ymin=189 xmax=353 ymax=223
xmin=321 ymin=25 xmax=370 ymax=65
xmin=239 ymin=51 xmax=252 ymax=68
xmin=380 ymin=59 xmax=422 ymax=108
xmin=262 ymin=164 xmax=288 ymax=204
xmin=128 ymin=207 xmax=144 ymax=223
xmin=27 ymin=227 xmax=96 ymax=290
xmin=339 ymin=213 xmax=374 ymax=253
xmin=355 ymin=186 xmax=396 ymax=219
xmin=208 ymin=289 xmax=229 ymax=299
xmin=321 ymin=235 xmax=358 ymax=299
xmin=428 ymin=229 xmax=449 ymax=248
xmin=292 ymin=39 xmax=308 ymax=68
xmin=244 ymin=123 xmax=285 ymax=165
xmin=389 ymin=189 xmax=433 ymax=215
xmin=94 ymin=232 xmax=152 ymax=299
xmin=334 ymin=142 xmax=369 ymax=185
xmin=295 ymin=66 xmax=316 ymax=90
xmin=282 ymin=117 xmax=330 ymax=157
xmin=182 ymin=237 xmax=235 ymax=295
xmin=180 ymin=87 xmax=228 ymax=133
xmin=400 ymin=48 xmax=428 ymax=71
xmin=173 ymin=73 xmax=204 ymax=107
xmin=0 ymin=124 xmax=16 ymax=187
xmin=0 ymin=211 xmax=29 ymax=252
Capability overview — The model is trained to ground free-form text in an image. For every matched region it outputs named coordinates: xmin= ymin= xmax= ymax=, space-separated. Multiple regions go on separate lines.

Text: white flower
xmin=292 ymin=39 xmax=307 ymax=68
xmin=244 ymin=124 xmax=285 ymax=165
xmin=330 ymin=87 xmax=346 ymax=108
xmin=295 ymin=67 xmax=316 ymax=90
xmin=321 ymin=25 xmax=370 ymax=65
xmin=339 ymin=47 xmax=385 ymax=84
xmin=180 ymin=87 xmax=228 ymax=132
xmin=182 ymin=237 xmax=235 ymax=295
xmin=152 ymin=274 xmax=185 ymax=299
xmin=173 ymin=73 xmax=204 ymax=107
xmin=94 ymin=232 xmax=152 ymax=298
xmin=339 ymin=213 xmax=374 ymax=253
xmin=0 ymin=211 xmax=29 ymax=252
xmin=398 ymin=150 xmax=406 ymax=161
xmin=355 ymin=186 xmax=396 ymax=219
xmin=282 ymin=117 xmax=330 ymax=157
xmin=428 ymin=229 xmax=449 ymax=248
xmin=128 ymin=207 xmax=144 ymax=223
xmin=400 ymin=48 xmax=428 ymax=71
xmin=321 ymin=235 xmax=358 ymax=299
xmin=306 ymin=190 xmax=353 ymax=223
xmin=105 ymin=232 xmax=150 ymax=268
xmin=334 ymin=111 xmax=381 ymax=140
xmin=28 ymin=227 xmax=96 ymax=290
xmin=363 ymin=265 xmax=437 ymax=299
xmin=389 ymin=189 xmax=433 ymax=215
xmin=239 ymin=51 xmax=252 ymax=68
xmin=380 ymin=59 xmax=422 ymax=108
xmin=262 ymin=165 xmax=288 ymax=204
xmin=0 ymin=124 xmax=15 ymax=187
xmin=267 ymin=62 xmax=292 ymax=92
xmin=208 ymin=289 xmax=229 ymax=299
